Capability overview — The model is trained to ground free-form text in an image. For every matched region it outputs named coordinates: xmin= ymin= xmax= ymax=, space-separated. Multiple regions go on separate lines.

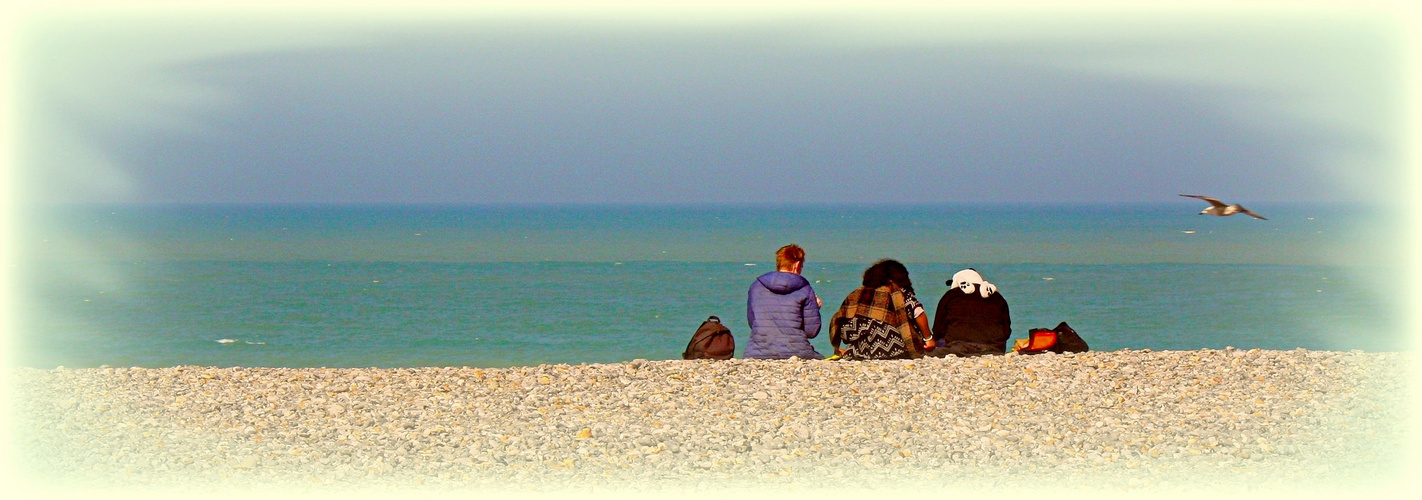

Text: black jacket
xmin=932 ymin=288 xmax=1011 ymax=353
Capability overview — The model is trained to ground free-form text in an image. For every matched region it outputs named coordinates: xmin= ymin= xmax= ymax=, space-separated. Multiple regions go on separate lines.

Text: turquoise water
xmin=13 ymin=204 xmax=1405 ymax=368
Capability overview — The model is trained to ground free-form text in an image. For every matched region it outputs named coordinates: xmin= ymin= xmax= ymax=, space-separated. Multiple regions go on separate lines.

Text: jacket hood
xmin=756 ymin=272 xmax=811 ymax=295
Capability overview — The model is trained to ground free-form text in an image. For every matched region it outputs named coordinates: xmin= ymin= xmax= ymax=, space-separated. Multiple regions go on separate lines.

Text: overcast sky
xmin=11 ymin=5 xmax=1412 ymax=205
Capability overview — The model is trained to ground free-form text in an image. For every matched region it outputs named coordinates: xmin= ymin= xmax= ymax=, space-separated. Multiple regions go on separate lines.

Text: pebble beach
xmin=8 ymin=348 xmax=1416 ymax=497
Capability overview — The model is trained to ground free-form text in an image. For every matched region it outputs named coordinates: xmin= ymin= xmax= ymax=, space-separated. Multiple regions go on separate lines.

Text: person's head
xmin=776 ymin=244 xmax=806 ymax=274
xmin=861 ymin=259 xmax=912 ymax=291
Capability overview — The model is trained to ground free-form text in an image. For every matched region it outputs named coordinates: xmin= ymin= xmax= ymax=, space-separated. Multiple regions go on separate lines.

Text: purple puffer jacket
xmin=745 ymin=272 xmax=823 ymax=359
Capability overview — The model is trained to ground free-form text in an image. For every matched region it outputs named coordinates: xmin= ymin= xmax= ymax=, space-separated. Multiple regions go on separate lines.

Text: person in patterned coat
xmin=828 ymin=259 xmax=929 ymax=360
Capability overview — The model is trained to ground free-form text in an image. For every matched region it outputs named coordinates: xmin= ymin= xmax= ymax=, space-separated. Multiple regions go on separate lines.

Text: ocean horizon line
xmin=22 ymin=200 xmax=1379 ymax=207
xmin=17 ymin=258 xmax=1398 ymax=268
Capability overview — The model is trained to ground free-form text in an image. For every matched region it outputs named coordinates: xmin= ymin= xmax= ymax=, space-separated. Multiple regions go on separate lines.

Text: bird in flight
xmin=1179 ymin=194 xmax=1267 ymax=220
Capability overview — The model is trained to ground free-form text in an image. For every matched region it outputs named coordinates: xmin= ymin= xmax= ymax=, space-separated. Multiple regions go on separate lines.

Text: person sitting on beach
xmin=744 ymin=244 xmax=824 ymax=360
xmin=828 ymin=259 xmax=929 ymax=360
xmin=927 ymin=268 xmax=1011 ymax=357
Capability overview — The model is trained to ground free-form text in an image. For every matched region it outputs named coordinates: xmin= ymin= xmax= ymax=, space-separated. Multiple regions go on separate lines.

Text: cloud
xmin=13 ymin=10 xmax=376 ymax=203
xmin=11 ymin=7 xmax=1408 ymax=204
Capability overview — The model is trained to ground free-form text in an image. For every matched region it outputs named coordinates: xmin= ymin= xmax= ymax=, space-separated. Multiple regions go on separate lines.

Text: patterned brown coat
xmin=828 ymin=286 xmax=926 ymax=360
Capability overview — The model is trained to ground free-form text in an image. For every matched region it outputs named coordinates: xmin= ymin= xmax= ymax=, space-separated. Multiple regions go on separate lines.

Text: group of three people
xmin=745 ymin=244 xmax=1011 ymax=360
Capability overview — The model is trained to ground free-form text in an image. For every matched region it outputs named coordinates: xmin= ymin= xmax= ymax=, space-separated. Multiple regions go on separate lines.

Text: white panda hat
xmin=948 ymin=268 xmax=997 ymax=298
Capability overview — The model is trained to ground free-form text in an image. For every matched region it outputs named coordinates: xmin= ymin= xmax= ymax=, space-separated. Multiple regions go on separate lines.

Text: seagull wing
xmin=1179 ymin=194 xmax=1227 ymax=208
xmin=1239 ymin=207 xmax=1268 ymax=220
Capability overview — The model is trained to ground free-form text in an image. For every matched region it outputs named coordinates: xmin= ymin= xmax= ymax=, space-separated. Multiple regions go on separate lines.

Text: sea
xmin=10 ymin=203 xmax=1409 ymax=368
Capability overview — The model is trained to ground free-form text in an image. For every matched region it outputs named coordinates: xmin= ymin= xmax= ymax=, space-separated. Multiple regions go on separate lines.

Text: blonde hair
xmin=775 ymin=244 xmax=806 ymax=270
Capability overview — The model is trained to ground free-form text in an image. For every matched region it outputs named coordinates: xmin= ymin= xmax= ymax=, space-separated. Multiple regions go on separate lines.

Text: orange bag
xmin=1016 ymin=329 xmax=1058 ymax=353
xmin=1014 ymin=322 xmax=1089 ymax=354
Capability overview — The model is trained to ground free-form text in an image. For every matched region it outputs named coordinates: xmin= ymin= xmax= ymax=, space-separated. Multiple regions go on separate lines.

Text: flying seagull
xmin=1179 ymin=194 xmax=1267 ymax=220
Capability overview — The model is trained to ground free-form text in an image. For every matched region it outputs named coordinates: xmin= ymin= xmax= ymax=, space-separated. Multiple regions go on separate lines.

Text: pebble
xmin=7 ymin=349 xmax=1413 ymax=495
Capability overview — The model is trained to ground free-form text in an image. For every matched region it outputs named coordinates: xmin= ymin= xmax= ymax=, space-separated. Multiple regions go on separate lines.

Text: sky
xmin=6 ymin=3 xmax=1417 ymax=205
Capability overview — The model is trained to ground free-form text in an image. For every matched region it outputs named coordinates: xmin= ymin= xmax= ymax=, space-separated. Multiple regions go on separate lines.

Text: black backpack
xmin=1051 ymin=322 xmax=1090 ymax=353
xmin=683 ymin=316 xmax=735 ymax=360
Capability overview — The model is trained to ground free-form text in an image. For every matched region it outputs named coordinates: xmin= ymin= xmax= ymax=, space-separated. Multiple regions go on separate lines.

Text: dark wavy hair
xmin=861 ymin=259 xmax=913 ymax=292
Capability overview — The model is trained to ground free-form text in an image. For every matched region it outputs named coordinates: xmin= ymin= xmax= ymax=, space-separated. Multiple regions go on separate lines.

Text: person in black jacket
xmin=927 ymin=268 xmax=1011 ymax=357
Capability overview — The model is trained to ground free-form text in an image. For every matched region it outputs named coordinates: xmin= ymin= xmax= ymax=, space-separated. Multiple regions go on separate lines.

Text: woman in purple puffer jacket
xmin=744 ymin=244 xmax=824 ymax=360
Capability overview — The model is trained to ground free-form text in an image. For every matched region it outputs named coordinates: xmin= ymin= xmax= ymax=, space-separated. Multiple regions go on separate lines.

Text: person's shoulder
xmin=749 ymin=274 xmax=769 ymax=291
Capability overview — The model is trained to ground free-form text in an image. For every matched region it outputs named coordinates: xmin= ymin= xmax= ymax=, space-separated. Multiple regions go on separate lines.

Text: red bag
xmin=1014 ymin=322 xmax=1089 ymax=354
xmin=1022 ymin=329 xmax=1058 ymax=352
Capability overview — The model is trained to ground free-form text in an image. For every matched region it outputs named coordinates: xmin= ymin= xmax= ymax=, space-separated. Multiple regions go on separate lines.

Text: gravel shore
xmin=7 ymin=348 xmax=1415 ymax=497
